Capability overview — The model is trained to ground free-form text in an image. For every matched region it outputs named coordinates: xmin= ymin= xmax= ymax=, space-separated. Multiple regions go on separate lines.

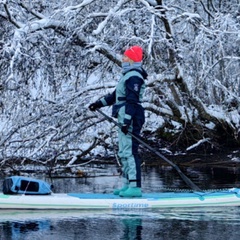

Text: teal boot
xmin=113 ymin=177 xmax=129 ymax=195
xmin=119 ymin=187 xmax=142 ymax=197
xmin=113 ymin=185 xmax=128 ymax=195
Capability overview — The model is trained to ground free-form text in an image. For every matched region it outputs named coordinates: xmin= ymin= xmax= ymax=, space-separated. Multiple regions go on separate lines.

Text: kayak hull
xmin=1 ymin=189 xmax=240 ymax=209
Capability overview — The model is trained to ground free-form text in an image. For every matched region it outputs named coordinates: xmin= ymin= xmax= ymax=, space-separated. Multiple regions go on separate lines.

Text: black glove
xmin=89 ymin=101 xmax=102 ymax=111
xmin=121 ymin=124 xmax=129 ymax=134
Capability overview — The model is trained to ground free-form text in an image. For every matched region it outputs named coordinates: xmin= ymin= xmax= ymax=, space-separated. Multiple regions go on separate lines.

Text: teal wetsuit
xmin=99 ymin=68 xmax=147 ymax=188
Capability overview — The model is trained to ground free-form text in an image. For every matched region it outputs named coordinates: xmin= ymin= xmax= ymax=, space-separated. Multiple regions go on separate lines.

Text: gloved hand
xmin=121 ymin=124 xmax=129 ymax=134
xmin=89 ymin=101 xmax=102 ymax=111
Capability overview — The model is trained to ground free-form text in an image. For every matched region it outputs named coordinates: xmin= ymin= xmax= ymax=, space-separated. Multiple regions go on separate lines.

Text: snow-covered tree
xmin=0 ymin=0 xmax=239 ymax=173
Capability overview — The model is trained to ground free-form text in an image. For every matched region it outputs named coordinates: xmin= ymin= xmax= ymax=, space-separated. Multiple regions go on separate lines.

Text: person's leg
xmin=119 ymin=127 xmax=142 ymax=197
xmin=113 ymin=116 xmax=129 ymax=195
xmin=120 ymin=106 xmax=144 ymax=197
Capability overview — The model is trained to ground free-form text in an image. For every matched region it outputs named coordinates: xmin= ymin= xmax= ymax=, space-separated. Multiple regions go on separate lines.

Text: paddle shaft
xmin=96 ymin=109 xmax=201 ymax=191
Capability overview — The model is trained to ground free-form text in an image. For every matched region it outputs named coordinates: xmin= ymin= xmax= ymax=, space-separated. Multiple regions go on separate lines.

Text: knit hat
xmin=124 ymin=46 xmax=143 ymax=62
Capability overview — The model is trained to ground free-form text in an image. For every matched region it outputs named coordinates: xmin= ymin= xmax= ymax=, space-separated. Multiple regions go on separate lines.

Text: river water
xmin=0 ymin=162 xmax=240 ymax=240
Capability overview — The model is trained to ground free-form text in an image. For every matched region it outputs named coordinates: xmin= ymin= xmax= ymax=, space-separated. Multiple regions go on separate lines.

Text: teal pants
xmin=117 ymin=106 xmax=144 ymax=188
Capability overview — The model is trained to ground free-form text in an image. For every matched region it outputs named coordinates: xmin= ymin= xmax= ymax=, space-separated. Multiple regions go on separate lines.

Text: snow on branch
xmin=93 ymin=0 xmax=141 ymax=35
xmin=92 ymin=0 xmax=126 ymax=35
xmin=0 ymin=10 xmax=7 ymax=20
xmin=148 ymin=15 xmax=155 ymax=56
xmin=198 ymin=0 xmax=214 ymax=19
xmin=140 ymin=0 xmax=158 ymax=7
xmin=3 ymin=2 xmax=22 ymax=28
xmin=186 ymin=138 xmax=211 ymax=152
xmin=63 ymin=82 xmax=116 ymax=104
xmin=19 ymin=1 xmax=45 ymax=19
xmin=172 ymin=12 xmax=202 ymax=25
xmin=144 ymin=102 xmax=173 ymax=117
xmin=7 ymin=18 xmax=65 ymax=81
xmin=61 ymin=0 xmax=95 ymax=11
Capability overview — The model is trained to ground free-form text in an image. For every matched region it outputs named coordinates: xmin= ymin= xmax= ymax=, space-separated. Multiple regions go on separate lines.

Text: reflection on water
xmin=121 ymin=218 xmax=142 ymax=240
xmin=1 ymin=164 xmax=240 ymax=239
xmin=1 ymin=207 xmax=240 ymax=240
xmin=2 ymin=220 xmax=51 ymax=240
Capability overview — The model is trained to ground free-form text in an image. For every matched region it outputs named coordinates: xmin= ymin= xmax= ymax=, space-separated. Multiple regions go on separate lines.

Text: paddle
xmin=96 ymin=109 xmax=202 ymax=192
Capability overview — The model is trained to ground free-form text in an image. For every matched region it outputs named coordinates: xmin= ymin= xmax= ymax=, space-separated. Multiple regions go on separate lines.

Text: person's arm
xmin=89 ymin=90 xmax=116 ymax=111
xmin=102 ymin=90 xmax=116 ymax=106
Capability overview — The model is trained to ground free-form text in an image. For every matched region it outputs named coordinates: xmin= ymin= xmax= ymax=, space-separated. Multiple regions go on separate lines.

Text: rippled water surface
xmin=1 ymin=163 xmax=240 ymax=240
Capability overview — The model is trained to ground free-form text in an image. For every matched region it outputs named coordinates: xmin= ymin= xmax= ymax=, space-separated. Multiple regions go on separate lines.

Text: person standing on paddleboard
xmin=89 ymin=46 xmax=148 ymax=197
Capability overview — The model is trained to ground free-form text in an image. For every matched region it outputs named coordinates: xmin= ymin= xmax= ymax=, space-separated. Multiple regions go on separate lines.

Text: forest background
xmin=0 ymin=0 xmax=240 ymax=175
